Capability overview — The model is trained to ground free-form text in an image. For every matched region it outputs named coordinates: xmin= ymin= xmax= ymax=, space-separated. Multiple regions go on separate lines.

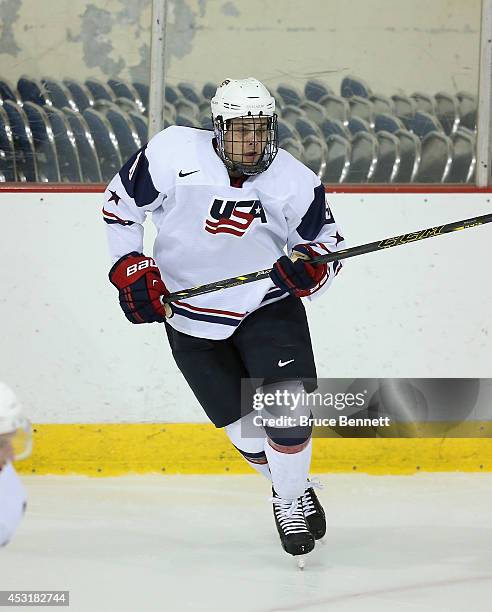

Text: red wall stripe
xmin=0 ymin=183 xmax=491 ymax=194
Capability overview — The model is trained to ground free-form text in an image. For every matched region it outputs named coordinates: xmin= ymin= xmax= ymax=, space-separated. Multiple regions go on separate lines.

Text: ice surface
xmin=3 ymin=473 xmax=492 ymax=611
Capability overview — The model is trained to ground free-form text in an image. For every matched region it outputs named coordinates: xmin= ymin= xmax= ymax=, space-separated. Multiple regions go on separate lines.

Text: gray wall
xmin=0 ymin=0 xmax=481 ymax=95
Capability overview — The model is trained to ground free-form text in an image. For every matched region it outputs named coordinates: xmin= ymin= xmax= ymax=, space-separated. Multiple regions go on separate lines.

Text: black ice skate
xmin=302 ymin=479 xmax=326 ymax=540
xmin=271 ymin=488 xmax=315 ymax=560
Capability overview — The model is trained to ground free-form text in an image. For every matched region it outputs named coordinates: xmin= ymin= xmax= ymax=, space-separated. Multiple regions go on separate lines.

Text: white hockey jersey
xmin=103 ymin=126 xmax=345 ymax=340
xmin=0 ymin=462 xmax=27 ymax=547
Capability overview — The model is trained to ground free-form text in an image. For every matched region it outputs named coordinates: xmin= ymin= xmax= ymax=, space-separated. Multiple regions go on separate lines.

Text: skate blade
xmin=296 ymin=555 xmax=306 ymax=570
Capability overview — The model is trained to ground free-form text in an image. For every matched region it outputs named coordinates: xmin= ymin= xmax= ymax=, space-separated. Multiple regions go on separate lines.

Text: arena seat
xmin=132 ymin=82 xmax=149 ymax=109
xmin=0 ymin=106 xmax=17 ymax=181
xmin=63 ymin=79 xmax=94 ymax=112
xmin=61 ymin=108 xmax=102 ymax=182
xmin=370 ymin=94 xmax=394 ymax=115
xmin=17 ymin=76 xmax=51 ymax=107
xmin=394 ymin=129 xmax=421 ymax=182
xmin=320 ymin=118 xmax=351 ymax=141
xmin=372 ymin=131 xmax=400 ymax=183
xmin=41 ymin=78 xmax=78 ymax=112
xmin=107 ymin=79 xmax=145 ymax=114
xmin=0 ymin=78 xmax=21 ymax=105
xmin=374 ymin=113 xmax=404 ymax=134
xmin=177 ymin=82 xmax=202 ymax=106
xmin=23 ymin=101 xmax=61 ymax=182
xmin=3 ymin=100 xmax=38 ymax=182
xmin=44 ymin=106 xmax=83 ymax=182
xmin=456 ymin=91 xmax=477 ymax=131
xmin=318 ymin=93 xmax=350 ymax=124
xmin=341 ymin=75 xmax=372 ymax=99
xmin=82 ymin=108 xmax=122 ymax=181
xmin=434 ymin=92 xmax=460 ymax=136
xmin=347 ymin=116 xmax=371 ymax=136
xmin=127 ymin=111 xmax=148 ymax=146
xmin=303 ymin=134 xmax=327 ymax=180
xmin=276 ymin=83 xmax=303 ymax=107
xmin=349 ymin=96 xmax=375 ymax=127
xmin=299 ymin=100 xmax=326 ymax=125
xmin=346 ymin=131 xmax=379 ymax=182
xmin=202 ymin=82 xmax=217 ymax=100
xmin=410 ymin=92 xmax=436 ymax=114
xmin=324 ymin=134 xmax=351 ymax=183
xmin=304 ymin=79 xmax=333 ymax=103
xmin=415 ymin=131 xmax=453 ymax=182
xmin=104 ymin=105 xmax=142 ymax=160
xmin=446 ymin=128 xmax=476 ymax=183
xmin=85 ymin=78 xmax=115 ymax=103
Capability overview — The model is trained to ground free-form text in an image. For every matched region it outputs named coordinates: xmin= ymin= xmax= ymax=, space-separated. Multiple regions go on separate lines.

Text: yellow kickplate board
xmin=14 ymin=423 xmax=492 ymax=476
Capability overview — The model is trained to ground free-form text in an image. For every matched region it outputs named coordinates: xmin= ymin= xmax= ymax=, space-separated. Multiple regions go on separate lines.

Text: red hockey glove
xmin=270 ymin=244 xmax=328 ymax=298
xmin=109 ymin=252 xmax=172 ymax=324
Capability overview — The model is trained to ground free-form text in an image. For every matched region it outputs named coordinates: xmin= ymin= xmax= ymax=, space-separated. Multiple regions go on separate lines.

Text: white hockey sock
xmin=265 ymin=437 xmax=312 ymax=501
xmin=224 ymin=412 xmax=271 ymax=481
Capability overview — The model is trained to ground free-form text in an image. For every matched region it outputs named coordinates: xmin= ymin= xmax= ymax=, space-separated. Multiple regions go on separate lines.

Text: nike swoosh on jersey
xmin=278 ymin=359 xmax=295 ymax=367
xmin=179 ymin=169 xmax=200 ymax=177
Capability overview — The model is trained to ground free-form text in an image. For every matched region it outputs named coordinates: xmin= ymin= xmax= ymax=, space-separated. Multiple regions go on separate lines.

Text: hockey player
xmin=104 ymin=78 xmax=345 ymax=561
xmin=0 ymin=382 xmax=31 ymax=547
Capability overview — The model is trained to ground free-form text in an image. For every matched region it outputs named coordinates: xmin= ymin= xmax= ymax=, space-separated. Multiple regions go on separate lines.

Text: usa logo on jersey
xmin=205 ymin=198 xmax=267 ymax=237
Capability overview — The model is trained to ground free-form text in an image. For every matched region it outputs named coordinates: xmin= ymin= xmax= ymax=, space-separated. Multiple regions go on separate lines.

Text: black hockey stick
xmin=161 ymin=212 xmax=492 ymax=303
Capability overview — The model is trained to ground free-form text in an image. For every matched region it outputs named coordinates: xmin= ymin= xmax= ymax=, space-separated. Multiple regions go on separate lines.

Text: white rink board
xmin=0 ymin=191 xmax=490 ymax=423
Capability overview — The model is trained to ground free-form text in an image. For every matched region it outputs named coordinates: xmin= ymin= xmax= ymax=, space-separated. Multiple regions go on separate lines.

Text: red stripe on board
xmin=0 ymin=183 xmax=491 ymax=194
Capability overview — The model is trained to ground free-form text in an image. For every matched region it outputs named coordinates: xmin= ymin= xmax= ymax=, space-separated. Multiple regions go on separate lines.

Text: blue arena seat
xmin=349 ymin=96 xmax=375 ymax=127
xmin=446 ymin=128 xmax=476 ymax=183
xmin=0 ymin=106 xmax=17 ymax=181
xmin=346 ymin=131 xmax=379 ymax=182
xmin=132 ymin=82 xmax=149 ymax=109
xmin=279 ymin=136 xmax=305 ymax=163
xmin=391 ymin=94 xmax=416 ymax=121
xmin=456 ymin=91 xmax=477 ymax=131
xmin=394 ymin=129 xmax=421 ymax=182
xmin=85 ymin=78 xmax=115 ymax=103
xmin=177 ymin=82 xmax=202 ymax=105
xmin=372 ymin=131 xmax=400 ymax=183
xmin=107 ymin=79 xmax=145 ymax=114
xmin=302 ymin=134 xmax=327 ymax=180
xmin=0 ymin=78 xmax=21 ymax=105
xmin=44 ymin=106 xmax=83 ymax=182
xmin=127 ymin=111 xmax=148 ymax=146
xmin=410 ymin=92 xmax=436 ymax=114
xmin=41 ymin=78 xmax=78 ymax=112
xmin=370 ymin=94 xmax=394 ymax=115
xmin=2 ymin=100 xmax=38 ymax=182
xmin=277 ymin=119 xmax=298 ymax=142
xmin=324 ymin=135 xmax=351 ymax=183
xmin=304 ymin=79 xmax=333 ymax=103
xmin=202 ymin=82 xmax=217 ymax=100
xmin=63 ymin=79 xmax=94 ymax=112
xmin=341 ymin=75 xmax=372 ymax=99
xmin=104 ymin=105 xmax=142 ymax=160
xmin=435 ymin=92 xmax=460 ymax=136
xmin=320 ymin=118 xmax=350 ymax=141
xmin=82 ymin=108 xmax=122 ymax=181
xmin=415 ymin=131 xmax=453 ymax=182
xmin=17 ymin=76 xmax=51 ymax=106
xmin=318 ymin=94 xmax=350 ymax=124
xmin=174 ymin=97 xmax=200 ymax=122
xmin=412 ymin=111 xmax=443 ymax=139
xmin=62 ymin=108 xmax=102 ymax=182
xmin=299 ymin=100 xmax=325 ymax=125
xmin=295 ymin=117 xmax=322 ymax=140
xmin=276 ymin=83 xmax=303 ymax=107
xmin=165 ymin=84 xmax=179 ymax=105
xmin=374 ymin=113 xmax=404 ymax=134
xmin=347 ymin=116 xmax=371 ymax=136
xmin=22 ymin=102 xmax=61 ymax=181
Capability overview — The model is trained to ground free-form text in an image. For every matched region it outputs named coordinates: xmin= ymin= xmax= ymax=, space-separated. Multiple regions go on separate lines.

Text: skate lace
xmin=270 ymin=496 xmax=309 ymax=535
xmin=302 ymin=478 xmax=324 ymax=517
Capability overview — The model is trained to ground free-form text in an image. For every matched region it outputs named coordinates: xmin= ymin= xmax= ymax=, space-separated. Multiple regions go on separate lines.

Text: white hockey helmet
xmin=0 ymin=382 xmax=32 ymax=461
xmin=211 ymin=77 xmax=278 ymax=175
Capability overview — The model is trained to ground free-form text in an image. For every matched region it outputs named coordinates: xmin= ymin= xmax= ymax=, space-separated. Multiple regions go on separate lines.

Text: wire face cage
xmin=212 ymin=113 xmax=279 ymax=176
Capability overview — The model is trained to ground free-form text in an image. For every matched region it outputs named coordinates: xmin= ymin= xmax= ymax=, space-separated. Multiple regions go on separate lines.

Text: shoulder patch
xmin=119 ymin=145 xmax=159 ymax=207
xmin=296 ymin=184 xmax=328 ymax=241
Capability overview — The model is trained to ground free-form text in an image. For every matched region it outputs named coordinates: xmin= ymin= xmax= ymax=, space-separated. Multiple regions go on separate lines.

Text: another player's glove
xmin=270 ymin=244 xmax=328 ymax=298
xmin=109 ymin=252 xmax=173 ymax=324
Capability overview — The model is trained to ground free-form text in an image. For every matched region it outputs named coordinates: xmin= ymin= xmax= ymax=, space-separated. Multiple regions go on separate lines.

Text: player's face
xmin=0 ymin=433 xmax=14 ymax=466
xmin=224 ymin=117 xmax=270 ymax=167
